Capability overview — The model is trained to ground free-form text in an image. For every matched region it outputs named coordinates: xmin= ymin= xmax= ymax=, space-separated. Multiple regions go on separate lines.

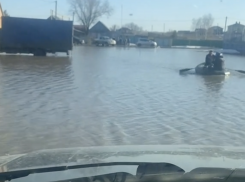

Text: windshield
xmin=0 ymin=0 xmax=245 ymax=181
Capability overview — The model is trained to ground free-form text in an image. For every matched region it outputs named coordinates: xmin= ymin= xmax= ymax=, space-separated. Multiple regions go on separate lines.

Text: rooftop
xmin=90 ymin=21 xmax=110 ymax=33
xmin=228 ymin=22 xmax=245 ymax=27
xmin=47 ymin=15 xmax=61 ymax=20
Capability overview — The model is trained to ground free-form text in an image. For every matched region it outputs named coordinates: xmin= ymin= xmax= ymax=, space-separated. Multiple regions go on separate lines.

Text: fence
xmin=173 ymin=39 xmax=223 ymax=48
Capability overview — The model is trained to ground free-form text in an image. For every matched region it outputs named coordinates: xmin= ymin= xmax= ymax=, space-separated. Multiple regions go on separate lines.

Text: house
xmin=148 ymin=32 xmax=165 ymax=38
xmin=113 ymin=27 xmax=133 ymax=37
xmin=73 ymin=25 xmax=87 ymax=44
xmin=89 ymin=21 xmax=110 ymax=38
xmin=110 ymin=27 xmax=134 ymax=40
xmin=227 ymin=22 xmax=245 ymax=33
xmin=47 ymin=15 xmax=61 ymax=20
xmin=74 ymin=25 xmax=86 ymax=35
xmin=195 ymin=28 xmax=206 ymax=35
xmin=117 ymin=27 xmax=132 ymax=34
xmin=225 ymin=22 xmax=245 ymax=41
xmin=177 ymin=30 xmax=191 ymax=37
xmin=208 ymin=26 xmax=223 ymax=35
xmin=224 ymin=22 xmax=245 ymax=52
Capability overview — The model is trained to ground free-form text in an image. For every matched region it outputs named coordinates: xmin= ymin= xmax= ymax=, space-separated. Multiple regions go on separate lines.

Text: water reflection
xmin=0 ymin=55 xmax=73 ymax=155
xmin=0 ymin=55 xmax=72 ymax=75
xmin=201 ymin=75 xmax=227 ymax=93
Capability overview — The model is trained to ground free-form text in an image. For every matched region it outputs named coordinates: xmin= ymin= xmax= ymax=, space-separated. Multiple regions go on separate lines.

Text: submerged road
xmin=0 ymin=46 xmax=245 ymax=155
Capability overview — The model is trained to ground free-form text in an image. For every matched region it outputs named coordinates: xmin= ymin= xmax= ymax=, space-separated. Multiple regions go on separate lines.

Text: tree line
xmin=192 ymin=14 xmax=214 ymax=30
xmin=69 ymin=0 xmax=113 ymax=34
xmin=3 ymin=10 xmax=9 ymax=16
xmin=192 ymin=14 xmax=214 ymax=38
xmin=2 ymin=1 xmax=215 ymax=36
xmin=69 ymin=0 xmax=144 ymax=33
xmin=110 ymin=23 xmax=143 ymax=32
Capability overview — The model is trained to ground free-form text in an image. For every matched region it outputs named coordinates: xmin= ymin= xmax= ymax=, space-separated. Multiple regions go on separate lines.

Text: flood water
xmin=0 ymin=46 xmax=245 ymax=155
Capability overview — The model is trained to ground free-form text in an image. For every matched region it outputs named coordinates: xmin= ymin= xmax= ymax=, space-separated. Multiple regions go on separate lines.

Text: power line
xmin=227 ymin=17 xmax=245 ymax=21
xmin=38 ymin=0 xmax=54 ymax=4
xmin=39 ymin=0 xmax=57 ymax=18
xmin=109 ymin=17 xmax=225 ymax=23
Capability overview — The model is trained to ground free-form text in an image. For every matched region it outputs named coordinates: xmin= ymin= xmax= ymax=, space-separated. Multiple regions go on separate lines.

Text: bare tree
xmin=110 ymin=24 xmax=119 ymax=31
xmin=69 ymin=0 xmax=113 ymax=34
xmin=202 ymin=14 xmax=214 ymax=30
xmin=124 ymin=22 xmax=143 ymax=32
xmin=3 ymin=10 xmax=9 ymax=16
xmin=192 ymin=18 xmax=202 ymax=30
xmin=192 ymin=14 xmax=214 ymax=39
xmin=192 ymin=14 xmax=214 ymax=29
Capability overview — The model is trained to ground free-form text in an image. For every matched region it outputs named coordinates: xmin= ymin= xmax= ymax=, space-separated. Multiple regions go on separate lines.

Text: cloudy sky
xmin=1 ymin=0 xmax=245 ymax=31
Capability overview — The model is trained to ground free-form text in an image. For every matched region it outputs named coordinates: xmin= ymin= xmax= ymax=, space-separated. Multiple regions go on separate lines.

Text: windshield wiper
xmin=1 ymin=162 xmax=242 ymax=182
xmin=0 ymin=162 xmax=183 ymax=181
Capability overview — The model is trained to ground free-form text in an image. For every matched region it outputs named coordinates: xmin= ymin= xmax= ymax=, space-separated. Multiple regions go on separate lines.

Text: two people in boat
xmin=205 ymin=50 xmax=224 ymax=71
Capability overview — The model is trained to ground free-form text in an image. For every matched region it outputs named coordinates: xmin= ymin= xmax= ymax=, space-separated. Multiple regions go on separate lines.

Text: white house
xmin=225 ymin=22 xmax=245 ymax=41
xmin=227 ymin=22 xmax=245 ymax=33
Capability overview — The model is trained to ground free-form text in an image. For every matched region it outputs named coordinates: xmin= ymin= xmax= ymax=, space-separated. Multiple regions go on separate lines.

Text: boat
xmin=195 ymin=63 xmax=230 ymax=75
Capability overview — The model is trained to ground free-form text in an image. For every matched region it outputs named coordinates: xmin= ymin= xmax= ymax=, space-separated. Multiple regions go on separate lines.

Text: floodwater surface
xmin=0 ymin=46 xmax=245 ymax=155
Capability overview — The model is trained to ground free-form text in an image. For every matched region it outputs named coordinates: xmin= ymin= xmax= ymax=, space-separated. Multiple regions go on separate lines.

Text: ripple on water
xmin=0 ymin=47 xmax=245 ymax=155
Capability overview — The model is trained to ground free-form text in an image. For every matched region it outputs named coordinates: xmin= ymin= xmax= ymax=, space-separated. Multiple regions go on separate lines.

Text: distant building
xmin=227 ymin=22 xmax=245 ymax=33
xmin=115 ymin=27 xmax=134 ymax=36
xmin=110 ymin=27 xmax=134 ymax=40
xmin=177 ymin=31 xmax=191 ymax=38
xmin=223 ymin=22 xmax=245 ymax=53
xmin=89 ymin=21 xmax=110 ymax=38
xmin=195 ymin=28 xmax=206 ymax=36
xmin=117 ymin=27 xmax=132 ymax=34
xmin=47 ymin=15 xmax=61 ymax=20
xmin=225 ymin=22 xmax=245 ymax=41
xmin=208 ymin=26 xmax=223 ymax=35
xmin=148 ymin=32 xmax=164 ymax=38
xmin=73 ymin=25 xmax=87 ymax=44
xmin=74 ymin=25 xmax=86 ymax=35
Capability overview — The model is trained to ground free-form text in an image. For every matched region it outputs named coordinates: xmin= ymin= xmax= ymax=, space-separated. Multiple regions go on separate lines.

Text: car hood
xmin=1 ymin=145 xmax=245 ymax=173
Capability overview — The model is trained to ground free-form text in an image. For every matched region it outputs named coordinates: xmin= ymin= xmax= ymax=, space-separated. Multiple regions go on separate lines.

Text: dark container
xmin=0 ymin=16 xmax=73 ymax=56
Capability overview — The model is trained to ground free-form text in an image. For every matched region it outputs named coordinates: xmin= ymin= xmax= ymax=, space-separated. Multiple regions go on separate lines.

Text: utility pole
xmin=121 ymin=5 xmax=123 ymax=28
xmin=73 ymin=12 xmax=75 ymax=22
xmin=55 ymin=0 xmax=57 ymax=17
xmin=224 ymin=16 xmax=227 ymax=32
xmin=51 ymin=10 xmax=53 ymax=17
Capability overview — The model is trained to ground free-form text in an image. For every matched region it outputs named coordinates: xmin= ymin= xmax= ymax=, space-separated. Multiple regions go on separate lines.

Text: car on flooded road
xmin=94 ymin=36 xmax=116 ymax=46
xmin=136 ymin=38 xmax=157 ymax=48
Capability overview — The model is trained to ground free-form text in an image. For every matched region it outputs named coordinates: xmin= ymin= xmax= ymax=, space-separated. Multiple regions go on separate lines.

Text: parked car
xmin=137 ymin=38 xmax=157 ymax=47
xmin=94 ymin=36 xmax=116 ymax=46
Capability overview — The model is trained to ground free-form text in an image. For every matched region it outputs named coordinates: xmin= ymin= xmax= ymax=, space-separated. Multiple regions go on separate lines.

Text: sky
xmin=1 ymin=0 xmax=245 ymax=31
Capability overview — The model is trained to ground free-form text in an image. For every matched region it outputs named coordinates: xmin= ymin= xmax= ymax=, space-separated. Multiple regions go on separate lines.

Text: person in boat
xmin=213 ymin=53 xmax=224 ymax=71
xmin=205 ymin=50 xmax=214 ymax=68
